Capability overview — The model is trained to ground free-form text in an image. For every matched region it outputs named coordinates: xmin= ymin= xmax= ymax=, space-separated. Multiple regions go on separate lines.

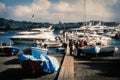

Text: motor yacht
xmin=9 ymin=26 xmax=56 ymax=45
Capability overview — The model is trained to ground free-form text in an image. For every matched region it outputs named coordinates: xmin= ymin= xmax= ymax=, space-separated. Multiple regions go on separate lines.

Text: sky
xmin=0 ymin=0 xmax=120 ymax=23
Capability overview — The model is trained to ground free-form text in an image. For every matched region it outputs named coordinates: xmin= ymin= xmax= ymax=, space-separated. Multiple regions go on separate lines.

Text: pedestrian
xmin=69 ymin=39 xmax=73 ymax=56
xmin=74 ymin=40 xmax=79 ymax=57
xmin=83 ymin=39 xmax=87 ymax=46
xmin=79 ymin=39 xmax=84 ymax=47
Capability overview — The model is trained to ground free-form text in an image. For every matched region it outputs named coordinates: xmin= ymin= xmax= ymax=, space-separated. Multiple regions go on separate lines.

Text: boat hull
xmin=23 ymin=47 xmax=48 ymax=58
xmin=78 ymin=46 xmax=117 ymax=57
xmin=20 ymin=60 xmax=43 ymax=74
xmin=0 ymin=46 xmax=20 ymax=56
xmin=81 ymin=46 xmax=100 ymax=54
xmin=10 ymin=38 xmax=45 ymax=45
xmin=10 ymin=38 xmax=61 ymax=47
xmin=98 ymin=46 xmax=117 ymax=56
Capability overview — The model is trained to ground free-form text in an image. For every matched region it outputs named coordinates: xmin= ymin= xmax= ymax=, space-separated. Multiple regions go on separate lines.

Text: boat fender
xmin=114 ymin=47 xmax=118 ymax=52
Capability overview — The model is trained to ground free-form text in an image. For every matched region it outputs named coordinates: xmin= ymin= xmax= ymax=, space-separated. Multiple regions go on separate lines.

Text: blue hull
xmin=31 ymin=47 xmax=47 ymax=58
xmin=23 ymin=47 xmax=48 ymax=58
xmin=0 ymin=46 xmax=20 ymax=56
xmin=78 ymin=46 xmax=117 ymax=56
xmin=81 ymin=46 xmax=100 ymax=54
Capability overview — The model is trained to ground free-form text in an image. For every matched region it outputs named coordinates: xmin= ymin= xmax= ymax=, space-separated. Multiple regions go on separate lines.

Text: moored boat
xmin=0 ymin=46 xmax=20 ymax=56
xmin=18 ymin=44 xmax=59 ymax=74
xmin=78 ymin=45 xmax=118 ymax=57
xmin=98 ymin=46 xmax=118 ymax=56
xmin=80 ymin=46 xmax=100 ymax=54
xmin=23 ymin=46 xmax=48 ymax=57
xmin=9 ymin=26 xmax=56 ymax=45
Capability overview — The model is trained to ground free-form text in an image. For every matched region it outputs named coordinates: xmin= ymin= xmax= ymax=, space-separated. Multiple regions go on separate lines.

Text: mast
xmin=84 ymin=0 xmax=86 ymax=25
xmin=83 ymin=0 xmax=87 ymax=37
xmin=84 ymin=0 xmax=87 ymax=32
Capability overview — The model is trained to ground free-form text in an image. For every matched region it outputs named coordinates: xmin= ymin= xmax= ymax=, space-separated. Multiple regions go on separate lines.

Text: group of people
xmin=34 ymin=40 xmax=47 ymax=48
xmin=78 ymin=39 xmax=88 ymax=47
xmin=69 ymin=38 xmax=88 ymax=56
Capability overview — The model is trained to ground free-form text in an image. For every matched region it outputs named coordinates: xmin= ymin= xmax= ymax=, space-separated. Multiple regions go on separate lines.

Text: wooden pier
xmin=57 ymin=42 xmax=74 ymax=80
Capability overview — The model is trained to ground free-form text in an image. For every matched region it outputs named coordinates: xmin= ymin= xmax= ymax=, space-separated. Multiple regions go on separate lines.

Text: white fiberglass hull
xmin=10 ymin=38 xmax=40 ymax=45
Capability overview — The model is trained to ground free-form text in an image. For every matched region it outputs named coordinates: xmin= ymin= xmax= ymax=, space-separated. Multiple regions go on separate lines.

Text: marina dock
xmin=57 ymin=42 xmax=74 ymax=80
xmin=0 ymin=34 xmax=120 ymax=80
xmin=57 ymin=41 xmax=120 ymax=80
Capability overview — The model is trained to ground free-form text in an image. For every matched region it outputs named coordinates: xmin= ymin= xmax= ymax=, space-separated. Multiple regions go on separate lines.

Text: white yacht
xmin=16 ymin=31 xmax=40 ymax=35
xmin=9 ymin=26 xmax=56 ymax=45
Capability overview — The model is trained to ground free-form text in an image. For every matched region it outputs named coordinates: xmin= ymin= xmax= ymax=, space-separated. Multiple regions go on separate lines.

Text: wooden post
xmin=65 ymin=32 xmax=67 ymax=43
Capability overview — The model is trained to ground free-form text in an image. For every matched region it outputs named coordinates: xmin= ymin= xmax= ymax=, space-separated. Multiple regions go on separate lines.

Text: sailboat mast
xmin=83 ymin=0 xmax=87 ymax=37
xmin=84 ymin=0 xmax=86 ymax=26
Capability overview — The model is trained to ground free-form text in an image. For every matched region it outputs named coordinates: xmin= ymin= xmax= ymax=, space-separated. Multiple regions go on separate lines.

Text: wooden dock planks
xmin=57 ymin=44 xmax=74 ymax=80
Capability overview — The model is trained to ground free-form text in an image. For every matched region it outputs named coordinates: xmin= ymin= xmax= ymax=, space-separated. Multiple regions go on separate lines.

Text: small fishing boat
xmin=80 ymin=46 xmax=100 ymax=55
xmin=23 ymin=46 xmax=48 ymax=58
xmin=18 ymin=45 xmax=59 ymax=74
xmin=78 ymin=45 xmax=118 ymax=57
xmin=44 ymin=40 xmax=62 ymax=48
xmin=0 ymin=46 xmax=20 ymax=56
xmin=18 ymin=54 xmax=59 ymax=74
xmin=98 ymin=46 xmax=118 ymax=56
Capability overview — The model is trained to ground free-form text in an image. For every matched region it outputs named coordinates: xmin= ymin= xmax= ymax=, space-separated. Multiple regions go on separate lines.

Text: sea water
xmin=0 ymin=31 xmax=59 ymax=54
xmin=0 ymin=31 xmax=120 ymax=54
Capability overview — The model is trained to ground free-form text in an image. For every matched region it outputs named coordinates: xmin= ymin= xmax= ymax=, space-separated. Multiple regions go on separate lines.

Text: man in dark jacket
xmin=69 ymin=39 xmax=73 ymax=55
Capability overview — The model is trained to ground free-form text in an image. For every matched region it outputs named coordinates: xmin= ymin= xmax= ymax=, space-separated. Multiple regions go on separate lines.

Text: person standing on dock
xmin=69 ymin=39 xmax=73 ymax=56
xmin=83 ymin=39 xmax=87 ymax=46
xmin=74 ymin=40 xmax=79 ymax=57
xmin=79 ymin=39 xmax=84 ymax=47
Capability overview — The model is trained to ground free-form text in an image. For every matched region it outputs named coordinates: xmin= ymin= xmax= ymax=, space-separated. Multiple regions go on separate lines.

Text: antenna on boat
xmin=10 ymin=40 xmax=12 ymax=46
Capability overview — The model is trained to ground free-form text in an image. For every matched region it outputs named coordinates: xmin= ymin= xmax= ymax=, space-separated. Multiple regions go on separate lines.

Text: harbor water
xmin=0 ymin=31 xmax=120 ymax=54
xmin=0 ymin=31 xmax=60 ymax=54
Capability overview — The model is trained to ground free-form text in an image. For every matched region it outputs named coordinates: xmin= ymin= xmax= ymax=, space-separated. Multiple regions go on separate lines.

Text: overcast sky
xmin=0 ymin=0 xmax=120 ymax=23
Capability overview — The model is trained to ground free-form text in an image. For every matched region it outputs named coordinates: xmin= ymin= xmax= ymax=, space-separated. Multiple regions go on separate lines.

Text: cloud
xmin=51 ymin=0 xmax=116 ymax=22
xmin=11 ymin=0 xmax=53 ymax=22
xmin=0 ymin=2 xmax=14 ymax=19
xmin=0 ymin=0 xmax=120 ymax=23
xmin=112 ymin=0 xmax=120 ymax=21
xmin=0 ymin=2 xmax=5 ymax=10
xmin=0 ymin=2 xmax=6 ymax=17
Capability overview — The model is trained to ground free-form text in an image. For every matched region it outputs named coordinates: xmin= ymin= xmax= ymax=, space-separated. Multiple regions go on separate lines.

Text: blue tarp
xmin=40 ymin=55 xmax=60 ymax=73
xmin=18 ymin=54 xmax=38 ymax=61
xmin=18 ymin=54 xmax=59 ymax=73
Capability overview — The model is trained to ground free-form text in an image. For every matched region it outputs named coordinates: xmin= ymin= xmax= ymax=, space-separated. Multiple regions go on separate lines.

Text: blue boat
xmin=81 ymin=46 xmax=100 ymax=54
xmin=0 ymin=46 xmax=20 ymax=56
xmin=98 ymin=46 xmax=118 ymax=56
xmin=78 ymin=45 xmax=118 ymax=56
xmin=31 ymin=47 xmax=48 ymax=58
xmin=23 ymin=46 xmax=48 ymax=58
xmin=18 ymin=54 xmax=60 ymax=74
xmin=18 ymin=46 xmax=59 ymax=74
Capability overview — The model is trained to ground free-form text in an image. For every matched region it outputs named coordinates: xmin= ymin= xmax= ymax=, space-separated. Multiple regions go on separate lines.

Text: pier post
xmin=10 ymin=40 xmax=12 ymax=46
